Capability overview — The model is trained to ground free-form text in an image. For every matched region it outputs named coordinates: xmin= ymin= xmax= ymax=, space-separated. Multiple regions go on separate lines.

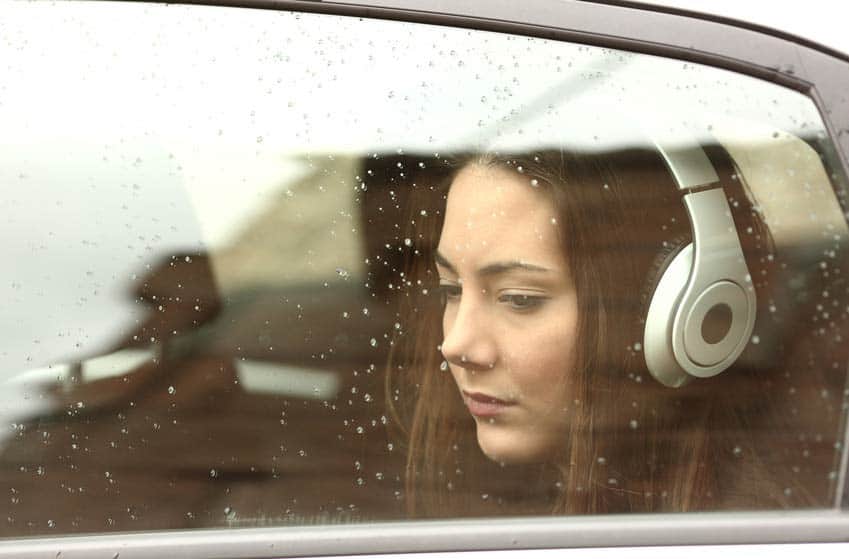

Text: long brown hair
xmin=386 ymin=146 xmax=827 ymax=517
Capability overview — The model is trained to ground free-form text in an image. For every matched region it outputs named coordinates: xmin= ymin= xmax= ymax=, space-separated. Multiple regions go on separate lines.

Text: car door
xmin=1 ymin=0 xmax=847 ymax=557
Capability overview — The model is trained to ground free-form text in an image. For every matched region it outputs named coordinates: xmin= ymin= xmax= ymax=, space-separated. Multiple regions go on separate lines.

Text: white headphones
xmin=643 ymin=136 xmax=757 ymax=387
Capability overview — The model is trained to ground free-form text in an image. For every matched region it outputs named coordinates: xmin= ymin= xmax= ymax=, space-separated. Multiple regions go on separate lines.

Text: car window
xmin=1 ymin=0 xmax=847 ymax=539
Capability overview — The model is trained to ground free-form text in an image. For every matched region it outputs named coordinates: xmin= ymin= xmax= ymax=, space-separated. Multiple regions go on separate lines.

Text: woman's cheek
xmin=516 ymin=320 xmax=577 ymax=392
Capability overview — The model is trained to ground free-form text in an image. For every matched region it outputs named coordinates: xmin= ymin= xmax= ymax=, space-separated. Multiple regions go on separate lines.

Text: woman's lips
xmin=463 ymin=391 xmax=515 ymax=418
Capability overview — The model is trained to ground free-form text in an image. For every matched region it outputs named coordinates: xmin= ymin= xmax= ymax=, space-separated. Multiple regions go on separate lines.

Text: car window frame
xmin=2 ymin=0 xmax=848 ymax=557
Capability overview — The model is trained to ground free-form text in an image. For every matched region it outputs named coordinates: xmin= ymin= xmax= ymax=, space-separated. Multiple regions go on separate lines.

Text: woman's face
xmin=436 ymin=163 xmax=579 ymax=465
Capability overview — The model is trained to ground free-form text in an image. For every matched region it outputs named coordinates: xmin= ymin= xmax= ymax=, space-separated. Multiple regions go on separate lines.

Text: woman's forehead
xmin=438 ymin=163 xmax=564 ymax=270
xmin=445 ymin=164 xmax=553 ymax=217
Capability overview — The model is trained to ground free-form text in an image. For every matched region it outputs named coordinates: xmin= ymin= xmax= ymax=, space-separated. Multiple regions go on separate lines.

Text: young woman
xmin=385 ymin=146 xmax=835 ymax=517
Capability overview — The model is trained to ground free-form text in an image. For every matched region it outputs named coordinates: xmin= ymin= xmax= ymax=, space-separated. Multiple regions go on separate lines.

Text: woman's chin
xmin=475 ymin=423 xmax=553 ymax=465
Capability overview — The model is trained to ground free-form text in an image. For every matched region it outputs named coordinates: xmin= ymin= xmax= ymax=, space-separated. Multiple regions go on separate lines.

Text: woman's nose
xmin=441 ymin=296 xmax=497 ymax=371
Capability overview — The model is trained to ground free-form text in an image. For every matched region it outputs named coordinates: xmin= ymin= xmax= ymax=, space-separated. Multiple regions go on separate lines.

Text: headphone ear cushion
xmin=643 ymin=238 xmax=694 ymax=387
xmin=641 ymin=235 xmax=690 ymax=318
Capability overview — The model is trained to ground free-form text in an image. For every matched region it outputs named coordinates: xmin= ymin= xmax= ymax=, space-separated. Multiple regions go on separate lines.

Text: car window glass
xmin=1 ymin=1 xmax=847 ymax=536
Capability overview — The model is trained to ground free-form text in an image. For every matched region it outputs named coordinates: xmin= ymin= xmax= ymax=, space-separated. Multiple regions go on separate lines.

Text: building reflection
xmin=0 ymin=153 xmax=453 ymax=535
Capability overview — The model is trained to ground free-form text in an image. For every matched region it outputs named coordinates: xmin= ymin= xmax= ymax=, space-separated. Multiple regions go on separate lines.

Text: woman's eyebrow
xmin=478 ymin=261 xmax=552 ymax=276
xmin=434 ymin=250 xmax=456 ymax=273
xmin=434 ymin=250 xmax=552 ymax=276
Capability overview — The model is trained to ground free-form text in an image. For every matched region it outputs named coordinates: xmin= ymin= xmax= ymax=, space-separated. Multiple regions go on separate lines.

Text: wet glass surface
xmin=1 ymin=1 xmax=847 ymax=536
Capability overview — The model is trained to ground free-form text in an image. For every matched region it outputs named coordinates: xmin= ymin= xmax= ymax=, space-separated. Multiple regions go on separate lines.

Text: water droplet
xmin=751 ymin=335 xmax=760 ymax=345
xmin=209 ymin=469 xmax=218 ymax=478
xmin=629 ymin=419 xmax=639 ymax=430
xmin=167 ymin=386 xmax=175 ymax=395
xmin=530 ymin=179 xmax=539 ymax=187
xmin=732 ymin=446 xmax=743 ymax=457
xmin=404 ymin=238 xmax=412 ymax=247
xmin=369 ymin=338 xmax=377 ymax=347
xmin=440 ymin=360 xmax=449 ymax=371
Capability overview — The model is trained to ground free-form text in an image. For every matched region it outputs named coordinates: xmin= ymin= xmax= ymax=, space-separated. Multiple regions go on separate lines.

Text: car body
xmin=1 ymin=1 xmax=848 ymax=557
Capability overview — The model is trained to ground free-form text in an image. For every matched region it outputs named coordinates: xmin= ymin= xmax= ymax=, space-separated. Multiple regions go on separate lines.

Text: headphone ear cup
xmin=643 ymin=238 xmax=694 ymax=388
xmin=641 ymin=235 xmax=690 ymax=320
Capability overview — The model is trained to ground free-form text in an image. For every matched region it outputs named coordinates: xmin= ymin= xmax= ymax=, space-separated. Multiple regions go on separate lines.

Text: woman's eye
xmin=437 ymin=283 xmax=462 ymax=304
xmin=498 ymin=293 xmax=547 ymax=311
